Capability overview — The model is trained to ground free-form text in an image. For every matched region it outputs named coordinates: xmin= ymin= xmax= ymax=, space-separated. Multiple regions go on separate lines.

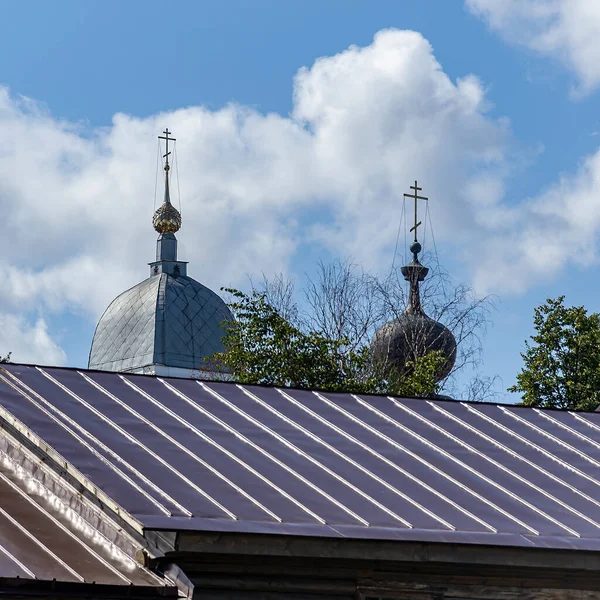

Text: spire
xmin=401 ymin=180 xmax=429 ymax=314
xmin=160 ymin=128 xmax=174 ymax=205
xmin=150 ymin=128 xmax=187 ymax=277
xmin=153 ymin=128 xmax=182 ymax=235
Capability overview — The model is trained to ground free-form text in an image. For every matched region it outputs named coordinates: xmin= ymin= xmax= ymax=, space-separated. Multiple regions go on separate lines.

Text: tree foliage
xmin=0 ymin=353 xmax=10 ymax=364
xmin=256 ymin=258 xmax=496 ymax=399
xmin=212 ymin=288 xmax=446 ymax=397
xmin=509 ymin=296 xmax=600 ymax=411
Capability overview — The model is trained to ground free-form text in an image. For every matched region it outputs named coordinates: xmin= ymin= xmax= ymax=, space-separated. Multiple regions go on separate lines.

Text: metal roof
xmin=0 ymin=403 xmax=171 ymax=588
xmin=88 ymin=273 xmax=232 ymax=372
xmin=0 ymin=470 xmax=163 ymax=585
xmin=2 ymin=363 xmax=600 ymax=552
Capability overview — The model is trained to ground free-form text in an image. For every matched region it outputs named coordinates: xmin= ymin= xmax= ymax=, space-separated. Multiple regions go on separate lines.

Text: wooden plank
xmin=175 ymin=531 xmax=600 ymax=573
xmin=162 ymin=550 xmax=600 ymax=599
xmin=162 ymin=551 xmax=600 ymax=591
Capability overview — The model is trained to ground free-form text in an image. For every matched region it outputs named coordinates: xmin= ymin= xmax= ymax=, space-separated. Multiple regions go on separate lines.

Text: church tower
xmin=88 ymin=129 xmax=232 ymax=378
xmin=371 ymin=181 xmax=457 ymax=382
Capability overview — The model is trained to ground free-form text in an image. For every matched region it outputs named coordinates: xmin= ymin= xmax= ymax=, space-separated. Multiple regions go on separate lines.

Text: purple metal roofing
xmin=0 ymin=417 xmax=169 ymax=586
xmin=1 ymin=363 xmax=600 ymax=552
xmin=0 ymin=471 xmax=165 ymax=586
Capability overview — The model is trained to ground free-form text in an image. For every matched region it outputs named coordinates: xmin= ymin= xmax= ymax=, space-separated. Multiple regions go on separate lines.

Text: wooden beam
xmin=175 ymin=531 xmax=600 ymax=573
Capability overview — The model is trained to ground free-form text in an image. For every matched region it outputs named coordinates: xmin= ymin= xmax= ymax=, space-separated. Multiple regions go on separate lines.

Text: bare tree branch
xmin=253 ymin=254 xmax=497 ymax=400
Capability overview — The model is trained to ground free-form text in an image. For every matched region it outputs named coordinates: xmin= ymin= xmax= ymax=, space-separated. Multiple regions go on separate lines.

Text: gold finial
xmin=153 ymin=202 xmax=182 ymax=234
xmin=153 ymin=128 xmax=182 ymax=234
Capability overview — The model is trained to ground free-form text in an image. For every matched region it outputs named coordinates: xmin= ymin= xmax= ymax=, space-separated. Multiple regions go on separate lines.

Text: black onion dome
xmin=372 ymin=312 xmax=456 ymax=381
xmin=371 ymin=239 xmax=456 ymax=383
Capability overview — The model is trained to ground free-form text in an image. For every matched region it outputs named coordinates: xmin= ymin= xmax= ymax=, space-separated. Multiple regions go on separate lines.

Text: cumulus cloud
xmin=0 ymin=28 xmax=515 ymax=365
xmin=472 ymin=148 xmax=600 ymax=294
xmin=0 ymin=314 xmax=66 ymax=366
xmin=5 ymin=16 xmax=599 ymax=406
xmin=6 ymin=26 xmax=600 ymax=364
xmin=466 ymin=0 xmax=600 ymax=96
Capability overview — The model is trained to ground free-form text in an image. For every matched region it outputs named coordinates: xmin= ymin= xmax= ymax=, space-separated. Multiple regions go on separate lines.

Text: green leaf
xmin=209 ymin=289 xmax=441 ymax=397
xmin=510 ymin=297 xmax=600 ymax=411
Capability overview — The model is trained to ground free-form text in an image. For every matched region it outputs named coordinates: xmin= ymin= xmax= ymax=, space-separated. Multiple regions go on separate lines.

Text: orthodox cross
xmin=403 ymin=180 xmax=428 ymax=243
xmin=158 ymin=128 xmax=176 ymax=168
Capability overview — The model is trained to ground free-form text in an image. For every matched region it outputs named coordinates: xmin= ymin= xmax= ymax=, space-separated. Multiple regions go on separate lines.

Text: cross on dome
xmin=403 ymin=180 xmax=428 ymax=246
xmin=158 ymin=128 xmax=176 ymax=170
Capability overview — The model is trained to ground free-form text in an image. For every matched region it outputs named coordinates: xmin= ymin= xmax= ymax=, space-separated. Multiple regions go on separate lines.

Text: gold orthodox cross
xmin=158 ymin=128 xmax=176 ymax=168
xmin=403 ymin=180 xmax=428 ymax=242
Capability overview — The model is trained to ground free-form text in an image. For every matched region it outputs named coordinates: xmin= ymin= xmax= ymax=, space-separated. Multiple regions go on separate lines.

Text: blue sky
xmin=1 ymin=0 xmax=599 ymax=401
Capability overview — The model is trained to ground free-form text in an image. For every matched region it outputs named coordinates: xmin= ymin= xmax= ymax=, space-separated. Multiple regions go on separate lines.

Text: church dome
xmin=153 ymin=200 xmax=182 ymax=234
xmin=89 ymin=127 xmax=232 ymax=376
xmin=89 ymin=273 xmax=232 ymax=373
xmin=153 ymin=165 xmax=182 ymax=234
xmin=371 ymin=183 xmax=456 ymax=383
xmin=372 ymin=312 xmax=456 ymax=381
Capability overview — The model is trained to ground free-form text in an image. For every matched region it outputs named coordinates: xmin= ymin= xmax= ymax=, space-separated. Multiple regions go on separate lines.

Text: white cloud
xmin=0 ymin=29 xmax=508 ymax=308
xmin=5 ymin=26 xmax=600 ymax=364
xmin=472 ymin=148 xmax=600 ymax=294
xmin=290 ymin=31 xmax=508 ymax=262
xmin=9 ymin=28 xmax=579 ymax=362
xmin=466 ymin=0 xmax=600 ymax=96
xmin=0 ymin=314 xmax=66 ymax=366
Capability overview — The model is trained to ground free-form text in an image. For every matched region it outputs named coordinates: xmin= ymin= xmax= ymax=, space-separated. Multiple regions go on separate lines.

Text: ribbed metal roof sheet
xmin=0 ymin=421 xmax=171 ymax=587
xmin=1 ymin=363 xmax=600 ymax=553
xmin=0 ymin=471 xmax=160 ymax=585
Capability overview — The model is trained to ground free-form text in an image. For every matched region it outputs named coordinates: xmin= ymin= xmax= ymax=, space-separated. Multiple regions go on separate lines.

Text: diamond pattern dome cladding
xmin=89 ymin=273 xmax=232 ymax=372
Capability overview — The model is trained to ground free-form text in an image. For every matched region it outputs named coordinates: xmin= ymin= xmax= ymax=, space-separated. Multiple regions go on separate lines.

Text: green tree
xmin=509 ymin=296 xmax=600 ymax=411
xmin=211 ymin=288 xmax=445 ymax=397
xmin=249 ymin=258 xmax=496 ymax=400
xmin=0 ymin=353 xmax=10 ymax=363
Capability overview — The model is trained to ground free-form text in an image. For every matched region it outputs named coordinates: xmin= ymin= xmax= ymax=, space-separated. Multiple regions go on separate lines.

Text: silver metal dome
xmin=88 ymin=273 xmax=232 ymax=373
